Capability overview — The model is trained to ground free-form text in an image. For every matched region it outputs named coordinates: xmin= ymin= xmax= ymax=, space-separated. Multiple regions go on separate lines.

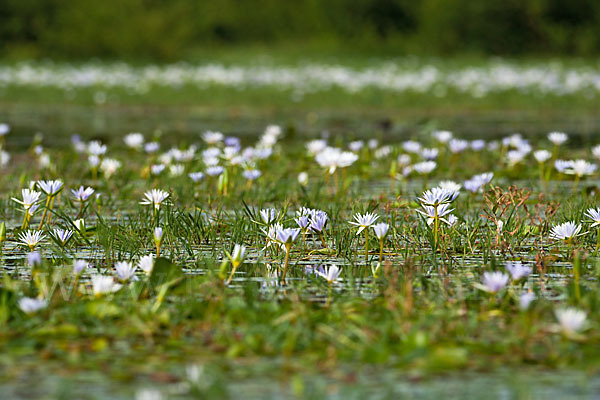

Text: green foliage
xmin=2 ymin=0 xmax=600 ymax=59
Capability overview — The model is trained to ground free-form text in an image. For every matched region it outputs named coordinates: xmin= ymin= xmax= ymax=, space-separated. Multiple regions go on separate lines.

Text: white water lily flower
xmin=315 ymin=147 xmax=358 ymax=174
xmin=87 ymin=140 xmax=107 ymax=156
xmin=402 ymin=140 xmax=421 ymax=154
xmin=505 ymin=261 xmax=532 ymax=281
xmin=226 ymin=244 xmax=246 ymax=267
xmin=316 ymin=265 xmax=342 ymax=284
xmin=298 ymin=172 xmax=309 ymax=186
xmin=348 ymin=140 xmax=364 ymax=152
xmin=71 ymin=186 xmax=95 ymax=202
xmin=417 ymin=203 xmax=455 ymax=226
xmin=418 ymin=187 xmax=458 ymax=207
xmin=433 ymin=130 xmax=453 ymax=143
xmin=584 ymin=208 xmax=600 ymax=227
xmin=37 ymin=180 xmax=63 ymax=196
xmin=471 ymin=140 xmax=486 ymax=151
xmin=412 ymin=161 xmax=436 ymax=175
xmin=275 ymin=228 xmax=300 ymax=245
xmin=421 ymin=148 xmax=439 ymax=160
xmin=12 ymin=188 xmax=42 ymax=211
xmin=91 ymin=275 xmax=122 ymax=296
xmin=519 ymin=292 xmax=536 ymax=311
xmin=140 ymin=189 xmax=169 ymax=210
xmin=73 ymin=259 xmax=89 ymax=275
xmin=306 ymin=139 xmax=328 ymax=156
xmin=101 ymin=158 xmax=121 ymax=177
xmin=18 ymin=230 xmax=45 ymax=250
xmin=19 ymin=297 xmax=47 ymax=314
xmin=202 ymin=131 xmax=224 ymax=144
xmin=464 ymin=172 xmax=493 ymax=193
xmin=138 ymin=255 xmax=155 ymax=275
xmin=438 ymin=180 xmax=462 ymax=193
xmin=555 ymin=308 xmax=586 ymax=335
xmin=372 ymin=222 xmax=389 ymax=240
xmin=548 ymin=132 xmax=568 ymax=146
xmin=52 ymin=228 xmax=74 ymax=246
xmin=349 ymin=212 xmax=379 ymax=235
xmin=592 ymin=144 xmax=600 ymax=161
xmin=449 ymin=138 xmax=469 ymax=153
xmin=114 ymin=261 xmax=137 ymax=281
xmin=205 ymin=166 xmax=224 ymax=176
xmin=124 ymin=132 xmax=144 ymax=149
xmin=481 ymin=271 xmax=509 ymax=293
xmin=563 ymin=159 xmax=597 ymax=177
xmin=260 ymin=208 xmax=279 ymax=225
xmin=533 ymin=149 xmax=551 ymax=163
xmin=549 ymin=221 xmax=583 ymax=242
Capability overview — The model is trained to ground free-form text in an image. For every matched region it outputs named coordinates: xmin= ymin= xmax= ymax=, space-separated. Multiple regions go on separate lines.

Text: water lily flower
xmin=315 ymin=147 xmax=358 ymax=174
xmin=151 ymin=164 xmax=165 ymax=175
xmin=563 ymin=159 xmax=597 ymax=177
xmin=37 ymin=179 xmax=63 ymax=196
xmin=463 ymin=173 xmax=493 ymax=193
xmin=225 ymin=244 xmax=247 ymax=284
xmin=549 ymin=221 xmax=584 ymax=243
xmin=205 ymin=166 xmax=224 ymax=176
xmin=449 ymin=138 xmax=469 ymax=153
xmin=144 ymin=142 xmax=160 ymax=153
xmin=505 ymin=261 xmax=532 ymax=281
xmin=202 ymin=131 xmax=224 ymax=145
xmin=91 ymin=275 xmax=122 ymax=296
xmin=27 ymin=251 xmax=41 ymax=266
xmin=52 ymin=228 xmax=74 ymax=247
xmin=548 ymin=132 xmax=568 ymax=146
xmin=71 ymin=186 xmax=95 ymax=202
xmin=348 ymin=140 xmax=364 ymax=152
xmin=316 ymin=265 xmax=342 ymax=284
xmin=73 ymin=259 xmax=89 ymax=275
xmin=87 ymin=140 xmax=107 ymax=156
xmin=372 ymin=222 xmax=389 ymax=240
xmin=306 ymin=139 xmax=327 ymax=155
xmin=275 ymin=228 xmax=300 ymax=245
xmin=140 ymin=189 xmax=169 ymax=210
xmin=243 ymin=169 xmax=261 ymax=181
xmin=349 ymin=212 xmax=379 ymax=235
xmin=418 ymin=187 xmax=458 ymax=207
xmin=138 ymin=255 xmax=155 ymax=275
xmin=421 ymin=148 xmax=439 ymax=160
xmin=412 ymin=161 xmax=436 ymax=175
xmin=124 ymin=132 xmax=144 ymax=149
xmin=12 ymin=188 xmax=41 ymax=211
xmin=274 ymin=228 xmax=300 ymax=285
xmin=101 ymin=158 xmax=121 ymax=178
xmin=519 ymin=292 xmax=536 ymax=311
xmin=471 ymin=140 xmax=486 ymax=151
xmin=417 ymin=204 xmax=455 ymax=226
xmin=585 ymin=208 xmax=600 ymax=227
xmin=18 ymin=297 xmax=47 ymax=314
xmin=18 ymin=230 xmax=45 ymax=251
xmin=433 ymin=130 xmax=453 ymax=143
xmin=114 ymin=261 xmax=137 ymax=282
xmin=555 ymin=307 xmax=586 ymax=335
xmin=533 ymin=150 xmax=551 ymax=163
xmin=438 ymin=180 xmax=462 ymax=193
xmin=403 ymin=140 xmax=422 ymax=154
xmin=188 ymin=172 xmax=205 ymax=182
xmin=481 ymin=271 xmax=509 ymax=293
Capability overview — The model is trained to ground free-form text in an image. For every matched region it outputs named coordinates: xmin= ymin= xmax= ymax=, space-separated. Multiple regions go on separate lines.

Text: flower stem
xmin=280 ymin=244 xmax=291 ymax=285
xmin=364 ymin=229 xmax=369 ymax=263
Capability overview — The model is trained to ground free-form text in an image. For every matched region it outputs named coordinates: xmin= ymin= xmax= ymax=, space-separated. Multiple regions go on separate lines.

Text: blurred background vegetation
xmin=1 ymin=0 xmax=600 ymax=61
